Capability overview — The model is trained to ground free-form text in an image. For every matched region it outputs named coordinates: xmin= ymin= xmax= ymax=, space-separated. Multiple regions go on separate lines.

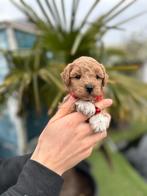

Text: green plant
xmin=10 ymin=0 xmax=146 ymax=62
xmin=0 ymin=0 xmax=145 ymax=122
xmin=0 ymin=49 xmax=65 ymax=114
xmin=89 ymin=150 xmax=147 ymax=196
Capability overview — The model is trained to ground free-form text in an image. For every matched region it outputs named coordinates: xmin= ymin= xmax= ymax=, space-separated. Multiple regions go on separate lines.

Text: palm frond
xmin=104 ymin=0 xmax=138 ymax=23
xmin=32 ymin=73 xmax=41 ymax=113
xmin=114 ymin=11 xmax=147 ymax=26
xmin=79 ymin=0 xmax=101 ymax=30
xmin=108 ymin=71 xmax=147 ymax=121
xmin=102 ymin=0 xmax=126 ymax=19
xmin=10 ymin=0 xmax=38 ymax=22
xmin=48 ymin=91 xmax=63 ymax=115
xmin=61 ymin=0 xmax=67 ymax=28
xmin=39 ymin=68 xmax=64 ymax=91
xmin=70 ymin=0 xmax=79 ymax=31
xmin=36 ymin=0 xmax=53 ymax=27
xmin=52 ymin=0 xmax=63 ymax=30
xmin=44 ymin=0 xmax=59 ymax=27
xmin=107 ymin=66 xmax=138 ymax=71
xmin=20 ymin=0 xmax=40 ymax=19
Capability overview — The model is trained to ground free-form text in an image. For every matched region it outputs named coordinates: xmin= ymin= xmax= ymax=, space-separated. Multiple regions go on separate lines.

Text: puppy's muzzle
xmin=85 ymin=84 xmax=94 ymax=94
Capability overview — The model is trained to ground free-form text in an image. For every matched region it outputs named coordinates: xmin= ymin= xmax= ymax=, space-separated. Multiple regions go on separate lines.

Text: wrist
xmin=31 ymin=146 xmax=65 ymax=176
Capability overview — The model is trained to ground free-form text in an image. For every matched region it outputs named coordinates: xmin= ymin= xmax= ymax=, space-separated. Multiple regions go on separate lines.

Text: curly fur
xmin=61 ymin=56 xmax=110 ymax=132
xmin=61 ymin=56 xmax=108 ymax=101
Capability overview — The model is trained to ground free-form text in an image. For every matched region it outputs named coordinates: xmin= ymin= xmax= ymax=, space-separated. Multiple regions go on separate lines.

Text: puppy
xmin=61 ymin=56 xmax=110 ymax=132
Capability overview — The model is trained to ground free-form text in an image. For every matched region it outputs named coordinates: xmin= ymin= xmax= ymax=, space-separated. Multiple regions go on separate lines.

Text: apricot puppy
xmin=61 ymin=56 xmax=110 ymax=132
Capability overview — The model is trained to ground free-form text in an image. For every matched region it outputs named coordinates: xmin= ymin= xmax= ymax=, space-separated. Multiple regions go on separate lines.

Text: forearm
xmin=1 ymin=160 xmax=63 ymax=196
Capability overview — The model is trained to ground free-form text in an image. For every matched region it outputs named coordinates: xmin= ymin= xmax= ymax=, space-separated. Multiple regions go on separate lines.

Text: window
xmin=15 ymin=29 xmax=36 ymax=49
xmin=0 ymin=54 xmax=8 ymax=84
xmin=0 ymin=29 xmax=9 ymax=49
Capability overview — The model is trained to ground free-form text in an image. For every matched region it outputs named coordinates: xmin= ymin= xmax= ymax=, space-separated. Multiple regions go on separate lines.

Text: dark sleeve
xmin=1 ymin=160 xmax=63 ymax=196
xmin=0 ymin=154 xmax=31 ymax=193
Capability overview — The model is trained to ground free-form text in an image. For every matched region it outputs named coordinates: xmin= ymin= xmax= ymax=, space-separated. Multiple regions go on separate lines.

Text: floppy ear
xmin=60 ymin=63 xmax=74 ymax=87
xmin=100 ymin=64 xmax=109 ymax=87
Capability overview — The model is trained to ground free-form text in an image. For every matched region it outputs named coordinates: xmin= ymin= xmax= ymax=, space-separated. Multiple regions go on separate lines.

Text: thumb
xmin=95 ymin=99 xmax=113 ymax=110
xmin=49 ymin=95 xmax=76 ymax=123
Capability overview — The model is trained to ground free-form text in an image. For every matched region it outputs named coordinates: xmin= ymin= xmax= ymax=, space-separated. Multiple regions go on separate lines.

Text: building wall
xmin=0 ymin=22 xmax=36 ymax=157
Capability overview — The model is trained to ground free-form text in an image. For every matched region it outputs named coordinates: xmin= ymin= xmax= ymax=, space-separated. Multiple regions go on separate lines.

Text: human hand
xmin=31 ymin=95 xmax=112 ymax=176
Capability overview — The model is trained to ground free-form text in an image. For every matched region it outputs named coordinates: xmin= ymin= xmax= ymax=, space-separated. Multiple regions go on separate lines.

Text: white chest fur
xmin=75 ymin=100 xmax=110 ymax=132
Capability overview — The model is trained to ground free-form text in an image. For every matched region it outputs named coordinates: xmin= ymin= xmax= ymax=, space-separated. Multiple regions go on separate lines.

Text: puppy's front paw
xmin=75 ymin=100 xmax=95 ymax=117
xmin=89 ymin=113 xmax=110 ymax=132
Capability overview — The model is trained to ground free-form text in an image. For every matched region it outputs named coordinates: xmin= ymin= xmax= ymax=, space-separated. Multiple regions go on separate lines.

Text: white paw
xmin=75 ymin=100 xmax=96 ymax=118
xmin=89 ymin=113 xmax=110 ymax=132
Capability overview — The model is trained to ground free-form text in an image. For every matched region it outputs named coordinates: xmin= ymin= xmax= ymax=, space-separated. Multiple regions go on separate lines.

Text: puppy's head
xmin=61 ymin=56 xmax=108 ymax=101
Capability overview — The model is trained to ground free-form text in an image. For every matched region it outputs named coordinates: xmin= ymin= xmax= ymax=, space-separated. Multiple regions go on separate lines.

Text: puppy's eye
xmin=96 ymin=75 xmax=101 ymax=80
xmin=75 ymin=75 xmax=81 ymax=79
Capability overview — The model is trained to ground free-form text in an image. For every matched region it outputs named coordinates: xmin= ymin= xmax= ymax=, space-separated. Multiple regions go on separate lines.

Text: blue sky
xmin=0 ymin=0 xmax=147 ymax=45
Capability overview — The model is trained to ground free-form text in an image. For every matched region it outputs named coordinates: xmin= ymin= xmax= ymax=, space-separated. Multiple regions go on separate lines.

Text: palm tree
xmin=0 ymin=49 xmax=65 ymax=114
xmin=1 ymin=0 xmax=146 ymax=122
xmin=10 ymin=0 xmax=147 ymax=63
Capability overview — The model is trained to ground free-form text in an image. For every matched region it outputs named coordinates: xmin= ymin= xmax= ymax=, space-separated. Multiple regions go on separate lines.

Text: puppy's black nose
xmin=85 ymin=84 xmax=94 ymax=94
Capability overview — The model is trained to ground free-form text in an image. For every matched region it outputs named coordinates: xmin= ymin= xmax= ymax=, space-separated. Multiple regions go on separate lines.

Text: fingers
xmin=76 ymin=132 xmax=107 ymax=159
xmin=79 ymin=147 xmax=93 ymax=160
xmin=76 ymin=123 xmax=93 ymax=137
xmin=95 ymin=99 xmax=113 ymax=110
xmin=86 ymin=131 xmax=107 ymax=146
xmin=50 ymin=95 xmax=76 ymax=123
xmin=64 ymin=112 xmax=89 ymax=125
xmin=73 ymin=131 xmax=107 ymax=160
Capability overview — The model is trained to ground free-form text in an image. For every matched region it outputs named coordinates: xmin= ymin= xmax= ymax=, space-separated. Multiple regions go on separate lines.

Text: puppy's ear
xmin=61 ymin=63 xmax=74 ymax=86
xmin=100 ymin=64 xmax=109 ymax=86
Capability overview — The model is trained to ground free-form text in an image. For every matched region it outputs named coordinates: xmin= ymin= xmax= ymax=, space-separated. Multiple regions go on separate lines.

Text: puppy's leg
xmin=75 ymin=100 xmax=96 ymax=118
xmin=89 ymin=113 xmax=111 ymax=132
